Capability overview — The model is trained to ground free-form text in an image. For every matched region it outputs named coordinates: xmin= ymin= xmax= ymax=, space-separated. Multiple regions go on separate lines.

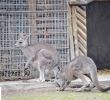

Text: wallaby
xmin=15 ymin=33 xmax=60 ymax=82
xmin=55 ymin=56 xmax=110 ymax=92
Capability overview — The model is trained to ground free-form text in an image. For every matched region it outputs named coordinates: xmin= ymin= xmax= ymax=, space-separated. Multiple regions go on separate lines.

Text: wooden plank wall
xmin=70 ymin=6 xmax=87 ymax=56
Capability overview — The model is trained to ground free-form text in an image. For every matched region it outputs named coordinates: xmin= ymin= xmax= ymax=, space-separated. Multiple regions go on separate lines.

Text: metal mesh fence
xmin=0 ymin=0 xmax=70 ymax=80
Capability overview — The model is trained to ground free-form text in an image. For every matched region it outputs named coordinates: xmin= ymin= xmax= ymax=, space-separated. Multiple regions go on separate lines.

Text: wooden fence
xmin=69 ymin=6 xmax=87 ymax=58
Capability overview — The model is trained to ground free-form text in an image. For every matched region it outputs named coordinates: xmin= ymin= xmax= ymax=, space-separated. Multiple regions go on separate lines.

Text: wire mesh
xmin=0 ymin=0 xmax=70 ymax=80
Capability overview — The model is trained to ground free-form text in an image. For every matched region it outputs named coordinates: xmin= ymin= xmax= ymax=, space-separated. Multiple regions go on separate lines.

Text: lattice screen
xmin=0 ymin=0 xmax=70 ymax=80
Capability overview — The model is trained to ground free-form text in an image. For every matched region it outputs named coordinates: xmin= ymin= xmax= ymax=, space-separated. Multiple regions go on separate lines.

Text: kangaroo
xmin=15 ymin=33 xmax=60 ymax=82
xmin=55 ymin=56 xmax=110 ymax=92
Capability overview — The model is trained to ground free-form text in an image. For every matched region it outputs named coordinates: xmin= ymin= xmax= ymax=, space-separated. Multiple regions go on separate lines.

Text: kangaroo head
xmin=55 ymin=71 xmax=66 ymax=87
xmin=15 ymin=33 xmax=29 ymax=48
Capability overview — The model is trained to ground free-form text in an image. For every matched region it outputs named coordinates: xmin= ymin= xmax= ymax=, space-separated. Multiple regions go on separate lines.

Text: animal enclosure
xmin=0 ymin=0 xmax=70 ymax=80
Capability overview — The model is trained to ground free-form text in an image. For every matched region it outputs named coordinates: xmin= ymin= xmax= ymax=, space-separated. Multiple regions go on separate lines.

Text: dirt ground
xmin=2 ymin=83 xmax=110 ymax=100
xmin=1 ymin=74 xmax=110 ymax=100
xmin=1 ymin=77 xmax=110 ymax=95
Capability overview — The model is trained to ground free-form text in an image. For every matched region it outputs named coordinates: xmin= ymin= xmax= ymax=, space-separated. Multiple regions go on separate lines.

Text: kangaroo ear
xmin=19 ymin=33 xmax=29 ymax=39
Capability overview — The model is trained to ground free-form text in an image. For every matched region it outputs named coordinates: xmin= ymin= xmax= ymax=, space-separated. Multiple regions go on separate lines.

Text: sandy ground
xmin=0 ymin=75 xmax=110 ymax=100
xmin=0 ymin=75 xmax=110 ymax=97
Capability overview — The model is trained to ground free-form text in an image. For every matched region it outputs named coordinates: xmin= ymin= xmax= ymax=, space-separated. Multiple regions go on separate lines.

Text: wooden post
xmin=28 ymin=0 xmax=37 ymax=44
xmin=67 ymin=5 xmax=75 ymax=60
xmin=71 ymin=6 xmax=79 ymax=56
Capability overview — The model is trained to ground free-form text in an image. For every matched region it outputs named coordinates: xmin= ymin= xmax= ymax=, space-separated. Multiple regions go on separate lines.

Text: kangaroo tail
xmin=88 ymin=58 xmax=110 ymax=92
xmin=90 ymin=67 xmax=110 ymax=92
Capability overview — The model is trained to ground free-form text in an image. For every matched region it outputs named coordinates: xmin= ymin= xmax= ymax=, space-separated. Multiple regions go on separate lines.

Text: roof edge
xmin=69 ymin=0 xmax=94 ymax=5
xmin=69 ymin=0 xmax=110 ymax=5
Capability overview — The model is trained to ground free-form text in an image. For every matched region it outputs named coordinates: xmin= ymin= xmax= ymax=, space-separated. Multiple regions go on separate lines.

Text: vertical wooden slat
xmin=28 ymin=0 xmax=36 ymax=43
xmin=67 ymin=5 xmax=75 ymax=59
xmin=72 ymin=6 xmax=79 ymax=56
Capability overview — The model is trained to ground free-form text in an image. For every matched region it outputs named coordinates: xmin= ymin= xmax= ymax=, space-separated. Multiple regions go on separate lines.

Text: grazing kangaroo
xmin=55 ymin=56 xmax=110 ymax=92
xmin=15 ymin=33 xmax=60 ymax=82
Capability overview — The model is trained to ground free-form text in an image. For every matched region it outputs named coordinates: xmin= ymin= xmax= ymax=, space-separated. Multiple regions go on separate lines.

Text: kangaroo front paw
xmin=57 ymin=87 xmax=65 ymax=91
xmin=84 ymin=88 xmax=92 ymax=91
xmin=36 ymin=78 xmax=41 ymax=82
xmin=41 ymin=79 xmax=45 ymax=82
xmin=36 ymin=78 xmax=45 ymax=82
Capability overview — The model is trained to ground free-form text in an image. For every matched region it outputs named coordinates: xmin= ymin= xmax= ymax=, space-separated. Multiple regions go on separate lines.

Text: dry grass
xmin=2 ymin=91 xmax=110 ymax=100
xmin=98 ymin=69 xmax=110 ymax=75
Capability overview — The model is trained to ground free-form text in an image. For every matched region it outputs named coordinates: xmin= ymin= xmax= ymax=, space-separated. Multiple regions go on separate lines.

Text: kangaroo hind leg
xmin=73 ymin=73 xmax=90 ymax=92
xmin=85 ymin=74 xmax=95 ymax=90
xmin=36 ymin=62 xmax=45 ymax=82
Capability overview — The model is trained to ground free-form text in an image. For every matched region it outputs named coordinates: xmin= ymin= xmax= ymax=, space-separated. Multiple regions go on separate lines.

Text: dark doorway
xmin=87 ymin=1 xmax=110 ymax=69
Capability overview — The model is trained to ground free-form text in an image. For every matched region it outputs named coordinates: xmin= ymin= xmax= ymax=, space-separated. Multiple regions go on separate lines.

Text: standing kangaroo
xmin=55 ymin=56 xmax=110 ymax=92
xmin=15 ymin=33 xmax=60 ymax=82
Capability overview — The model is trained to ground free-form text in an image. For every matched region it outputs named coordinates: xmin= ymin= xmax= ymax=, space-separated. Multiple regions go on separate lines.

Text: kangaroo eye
xmin=19 ymin=42 xmax=22 ymax=44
